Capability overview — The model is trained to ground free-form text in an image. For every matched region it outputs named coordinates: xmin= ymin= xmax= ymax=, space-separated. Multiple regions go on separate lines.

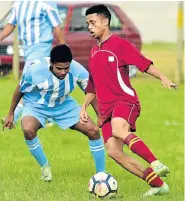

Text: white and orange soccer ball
xmin=88 ymin=172 xmax=118 ymax=199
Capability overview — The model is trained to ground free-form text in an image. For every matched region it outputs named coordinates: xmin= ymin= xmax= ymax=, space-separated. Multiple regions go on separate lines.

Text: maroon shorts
xmin=101 ymin=104 xmax=140 ymax=143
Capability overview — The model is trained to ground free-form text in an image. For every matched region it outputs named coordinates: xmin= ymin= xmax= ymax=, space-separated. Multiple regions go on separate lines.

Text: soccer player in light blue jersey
xmin=0 ymin=1 xmax=65 ymax=124
xmin=3 ymin=44 xmax=105 ymax=181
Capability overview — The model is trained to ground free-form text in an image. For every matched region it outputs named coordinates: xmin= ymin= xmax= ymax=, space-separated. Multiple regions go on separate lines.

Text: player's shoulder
xmin=12 ymin=1 xmax=21 ymax=9
xmin=112 ymin=34 xmax=127 ymax=44
xmin=70 ymin=60 xmax=86 ymax=72
xmin=42 ymin=1 xmax=58 ymax=10
xmin=112 ymin=35 xmax=134 ymax=50
xmin=70 ymin=60 xmax=88 ymax=78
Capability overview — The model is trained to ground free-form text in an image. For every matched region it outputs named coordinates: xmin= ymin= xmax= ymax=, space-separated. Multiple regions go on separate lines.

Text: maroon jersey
xmin=86 ymin=34 xmax=153 ymax=121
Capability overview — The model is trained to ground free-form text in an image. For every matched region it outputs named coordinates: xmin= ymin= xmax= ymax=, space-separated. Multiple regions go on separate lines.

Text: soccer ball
xmin=88 ymin=172 xmax=118 ymax=199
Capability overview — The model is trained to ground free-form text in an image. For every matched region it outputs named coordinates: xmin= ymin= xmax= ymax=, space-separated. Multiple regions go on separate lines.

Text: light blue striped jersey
xmin=20 ymin=58 xmax=89 ymax=108
xmin=7 ymin=1 xmax=61 ymax=60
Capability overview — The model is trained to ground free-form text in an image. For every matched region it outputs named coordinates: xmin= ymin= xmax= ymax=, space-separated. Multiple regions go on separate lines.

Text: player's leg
xmin=102 ymin=121 xmax=169 ymax=196
xmin=111 ymin=104 xmax=170 ymax=177
xmin=13 ymin=60 xmax=31 ymax=124
xmin=71 ymin=116 xmax=105 ymax=173
xmin=14 ymin=100 xmax=23 ymax=124
xmin=21 ymin=105 xmax=51 ymax=181
xmin=54 ymin=100 xmax=105 ymax=173
xmin=102 ymin=121 xmax=145 ymax=177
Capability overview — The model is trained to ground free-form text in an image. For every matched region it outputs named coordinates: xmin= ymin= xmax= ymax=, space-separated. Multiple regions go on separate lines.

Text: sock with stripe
xmin=25 ymin=136 xmax=49 ymax=167
xmin=14 ymin=103 xmax=23 ymax=124
xmin=143 ymin=167 xmax=163 ymax=187
xmin=124 ymin=133 xmax=157 ymax=164
xmin=89 ymin=137 xmax=105 ymax=172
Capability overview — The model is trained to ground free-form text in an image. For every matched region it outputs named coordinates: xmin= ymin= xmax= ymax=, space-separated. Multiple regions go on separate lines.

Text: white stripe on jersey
xmin=48 ymin=75 xmax=60 ymax=107
xmin=20 ymin=2 xmax=27 ymax=42
xmin=64 ymin=74 xmax=70 ymax=96
xmin=59 ymin=74 xmax=70 ymax=104
xmin=15 ymin=3 xmax=19 ymax=22
xmin=26 ymin=2 xmax=35 ymax=45
xmin=34 ymin=2 xmax=42 ymax=44
xmin=37 ymin=80 xmax=49 ymax=104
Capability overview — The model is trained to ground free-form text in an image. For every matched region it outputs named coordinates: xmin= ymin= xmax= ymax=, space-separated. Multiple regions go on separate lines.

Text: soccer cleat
xmin=151 ymin=160 xmax=170 ymax=177
xmin=41 ymin=165 xmax=52 ymax=182
xmin=143 ymin=182 xmax=169 ymax=197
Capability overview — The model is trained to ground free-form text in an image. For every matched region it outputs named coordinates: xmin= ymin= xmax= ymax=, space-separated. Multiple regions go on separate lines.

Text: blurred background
xmin=0 ymin=1 xmax=184 ymax=82
xmin=0 ymin=1 xmax=184 ymax=201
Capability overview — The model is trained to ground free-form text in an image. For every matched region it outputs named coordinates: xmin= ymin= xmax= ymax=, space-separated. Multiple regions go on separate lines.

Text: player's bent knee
xmin=112 ymin=128 xmax=129 ymax=140
xmin=87 ymin=125 xmax=100 ymax=140
xmin=22 ymin=127 xmax=37 ymax=140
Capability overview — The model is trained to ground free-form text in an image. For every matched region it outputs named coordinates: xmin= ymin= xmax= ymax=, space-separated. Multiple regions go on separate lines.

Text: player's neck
xmin=98 ymin=30 xmax=112 ymax=46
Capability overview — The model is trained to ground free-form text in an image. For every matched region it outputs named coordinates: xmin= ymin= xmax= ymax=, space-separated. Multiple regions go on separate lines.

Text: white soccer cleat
xmin=41 ymin=165 xmax=52 ymax=182
xmin=143 ymin=182 xmax=169 ymax=197
xmin=151 ymin=160 xmax=170 ymax=177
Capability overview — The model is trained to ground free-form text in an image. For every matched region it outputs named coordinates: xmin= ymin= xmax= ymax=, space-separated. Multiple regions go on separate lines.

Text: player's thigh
xmin=111 ymin=117 xmax=130 ymax=139
xmin=111 ymin=104 xmax=140 ymax=139
xmin=21 ymin=104 xmax=47 ymax=131
xmin=101 ymin=120 xmax=113 ymax=144
xmin=71 ymin=116 xmax=100 ymax=139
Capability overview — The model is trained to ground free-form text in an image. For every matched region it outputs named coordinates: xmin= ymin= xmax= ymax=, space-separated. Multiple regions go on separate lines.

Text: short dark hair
xmin=50 ymin=44 xmax=73 ymax=63
xmin=85 ymin=4 xmax=111 ymax=25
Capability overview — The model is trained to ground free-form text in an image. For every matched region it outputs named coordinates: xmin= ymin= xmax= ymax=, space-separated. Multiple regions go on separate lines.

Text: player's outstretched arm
xmin=53 ymin=26 xmax=65 ymax=45
xmin=146 ymin=64 xmax=178 ymax=90
xmin=0 ymin=23 xmax=15 ymax=42
xmin=80 ymin=93 xmax=96 ymax=124
xmin=3 ymin=85 xmax=24 ymax=130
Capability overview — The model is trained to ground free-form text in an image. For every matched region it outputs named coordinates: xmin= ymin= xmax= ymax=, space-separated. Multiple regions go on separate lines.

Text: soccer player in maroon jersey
xmin=80 ymin=4 xmax=178 ymax=197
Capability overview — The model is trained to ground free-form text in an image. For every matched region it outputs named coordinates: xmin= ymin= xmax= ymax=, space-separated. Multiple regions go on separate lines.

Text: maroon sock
xmin=143 ymin=167 xmax=163 ymax=187
xmin=124 ymin=134 xmax=157 ymax=164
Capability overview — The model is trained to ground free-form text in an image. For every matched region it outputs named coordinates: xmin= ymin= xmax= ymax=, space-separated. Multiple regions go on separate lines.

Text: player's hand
xmin=2 ymin=114 xmax=15 ymax=131
xmin=160 ymin=75 xmax=178 ymax=90
xmin=80 ymin=106 xmax=88 ymax=124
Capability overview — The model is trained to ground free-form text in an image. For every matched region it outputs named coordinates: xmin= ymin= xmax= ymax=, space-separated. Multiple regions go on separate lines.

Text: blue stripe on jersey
xmin=58 ymin=81 xmax=65 ymax=100
xmin=69 ymin=73 xmax=74 ymax=93
xmin=12 ymin=18 xmax=16 ymax=26
xmin=20 ymin=73 xmax=33 ymax=92
xmin=42 ymin=75 xmax=53 ymax=106
xmin=17 ymin=2 xmax=23 ymax=35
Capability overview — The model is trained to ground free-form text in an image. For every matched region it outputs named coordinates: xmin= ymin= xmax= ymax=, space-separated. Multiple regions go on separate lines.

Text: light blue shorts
xmin=21 ymin=99 xmax=81 ymax=130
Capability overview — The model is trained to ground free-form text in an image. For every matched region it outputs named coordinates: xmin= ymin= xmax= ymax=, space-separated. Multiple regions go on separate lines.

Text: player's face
xmin=51 ymin=62 xmax=70 ymax=80
xmin=86 ymin=14 xmax=108 ymax=40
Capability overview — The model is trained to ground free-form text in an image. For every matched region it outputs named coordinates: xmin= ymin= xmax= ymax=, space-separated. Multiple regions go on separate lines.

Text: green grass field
xmin=0 ymin=43 xmax=184 ymax=201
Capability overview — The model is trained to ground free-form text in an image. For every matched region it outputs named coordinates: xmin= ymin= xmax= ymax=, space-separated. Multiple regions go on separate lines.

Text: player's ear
xmin=103 ymin=18 xmax=109 ymax=27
